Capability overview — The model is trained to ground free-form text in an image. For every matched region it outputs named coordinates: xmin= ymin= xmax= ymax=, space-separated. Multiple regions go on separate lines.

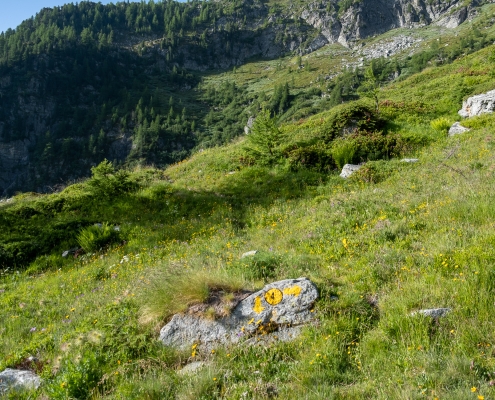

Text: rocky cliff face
xmin=300 ymin=0 xmax=475 ymax=48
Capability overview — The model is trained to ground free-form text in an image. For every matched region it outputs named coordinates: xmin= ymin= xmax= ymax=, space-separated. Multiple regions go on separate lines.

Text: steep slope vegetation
xmin=1 ymin=36 xmax=495 ymax=398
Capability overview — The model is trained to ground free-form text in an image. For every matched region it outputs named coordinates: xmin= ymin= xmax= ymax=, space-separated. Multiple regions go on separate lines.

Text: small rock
xmin=401 ymin=158 xmax=419 ymax=163
xmin=0 ymin=368 xmax=41 ymax=394
xmin=241 ymin=250 xmax=258 ymax=259
xmin=412 ymin=308 xmax=451 ymax=318
xmin=448 ymin=122 xmax=470 ymax=136
xmin=178 ymin=361 xmax=207 ymax=375
xmin=340 ymin=164 xmax=361 ymax=178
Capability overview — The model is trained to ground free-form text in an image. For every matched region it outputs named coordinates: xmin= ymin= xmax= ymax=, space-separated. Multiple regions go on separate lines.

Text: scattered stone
xmin=0 ymin=368 xmax=41 ymax=395
xmin=412 ymin=308 xmax=451 ymax=318
xmin=401 ymin=158 xmax=419 ymax=163
xmin=241 ymin=250 xmax=258 ymax=258
xmin=359 ymin=35 xmax=422 ymax=60
xmin=178 ymin=361 xmax=208 ymax=375
xmin=159 ymin=277 xmax=318 ymax=351
xmin=340 ymin=164 xmax=361 ymax=178
xmin=458 ymin=90 xmax=495 ymax=118
xmin=448 ymin=122 xmax=470 ymax=136
xmin=61 ymin=247 xmax=79 ymax=258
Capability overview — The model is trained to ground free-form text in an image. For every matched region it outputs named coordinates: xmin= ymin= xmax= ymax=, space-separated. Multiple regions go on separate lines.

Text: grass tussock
xmin=138 ymin=267 xmax=249 ymax=326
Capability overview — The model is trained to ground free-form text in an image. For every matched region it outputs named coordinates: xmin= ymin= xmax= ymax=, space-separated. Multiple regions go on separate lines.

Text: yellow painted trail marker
xmin=265 ymin=288 xmax=283 ymax=305
xmin=283 ymin=285 xmax=302 ymax=297
xmin=253 ymin=296 xmax=265 ymax=314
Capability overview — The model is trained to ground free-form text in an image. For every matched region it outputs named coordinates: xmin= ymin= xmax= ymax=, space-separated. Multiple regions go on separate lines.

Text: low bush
xmin=322 ymin=102 xmax=386 ymax=141
xmin=430 ymin=117 xmax=452 ymax=133
xmin=284 ymin=142 xmax=335 ymax=172
xmin=47 ymin=351 xmax=103 ymax=400
xmin=87 ymin=159 xmax=135 ymax=198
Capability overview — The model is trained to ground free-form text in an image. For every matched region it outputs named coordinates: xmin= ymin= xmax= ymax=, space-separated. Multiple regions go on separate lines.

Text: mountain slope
xmin=0 ymin=0 xmax=491 ymax=196
xmin=1 ymin=36 xmax=495 ymax=397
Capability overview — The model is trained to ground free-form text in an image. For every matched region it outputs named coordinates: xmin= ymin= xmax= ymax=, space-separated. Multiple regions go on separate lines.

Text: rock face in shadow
xmin=159 ymin=277 xmax=318 ymax=351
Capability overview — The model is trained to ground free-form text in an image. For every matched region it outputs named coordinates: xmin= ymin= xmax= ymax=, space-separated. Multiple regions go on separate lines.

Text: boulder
xmin=448 ymin=122 xmax=470 ymax=136
xmin=401 ymin=158 xmax=419 ymax=163
xmin=159 ymin=277 xmax=318 ymax=351
xmin=411 ymin=308 xmax=451 ymax=318
xmin=0 ymin=368 xmax=41 ymax=394
xmin=458 ymin=90 xmax=495 ymax=118
xmin=340 ymin=164 xmax=361 ymax=178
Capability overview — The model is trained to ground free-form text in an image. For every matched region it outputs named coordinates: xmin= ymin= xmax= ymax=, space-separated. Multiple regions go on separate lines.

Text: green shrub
xmin=243 ymin=110 xmax=285 ymax=165
xmin=284 ymin=142 xmax=335 ymax=172
xmin=351 ymin=130 xmax=406 ymax=162
xmin=322 ymin=102 xmax=386 ymax=141
xmin=87 ymin=159 xmax=135 ymax=198
xmin=430 ymin=117 xmax=452 ymax=133
xmin=77 ymin=223 xmax=120 ymax=252
xmin=351 ymin=160 xmax=394 ymax=184
xmin=331 ymin=138 xmax=357 ymax=169
xmin=47 ymin=352 xmax=103 ymax=400
xmin=25 ymin=254 xmax=65 ymax=275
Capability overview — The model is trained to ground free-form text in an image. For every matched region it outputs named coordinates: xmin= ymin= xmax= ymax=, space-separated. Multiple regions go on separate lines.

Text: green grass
xmin=2 ymin=12 xmax=495 ymax=399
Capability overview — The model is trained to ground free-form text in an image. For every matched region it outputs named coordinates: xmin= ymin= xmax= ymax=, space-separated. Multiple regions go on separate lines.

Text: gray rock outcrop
xmin=159 ymin=277 xmax=318 ymax=351
xmin=458 ymin=90 xmax=495 ymax=118
xmin=448 ymin=122 xmax=470 ymax=136
xmin=0 ymin=368 xmax=41 ymax=394
xmin=340 ymin=164 xmax=362 ymax=178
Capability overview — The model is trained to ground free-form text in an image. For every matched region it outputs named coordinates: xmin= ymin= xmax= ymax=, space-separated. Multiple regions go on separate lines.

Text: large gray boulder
xmin=458 ymin=90 xmax=495 ymax=118
xmin=0 ymin=368 xmax=41 ymax=394
xmin=159 ymin=278 xmax=318 ymax=351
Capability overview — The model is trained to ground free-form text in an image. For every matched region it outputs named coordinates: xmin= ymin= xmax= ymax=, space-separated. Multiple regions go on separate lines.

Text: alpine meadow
xmin=2 ymin=0 xmax=495 ymax=398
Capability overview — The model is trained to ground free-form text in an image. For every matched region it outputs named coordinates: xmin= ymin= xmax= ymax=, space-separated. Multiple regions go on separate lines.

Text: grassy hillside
xmin=1 ymin=31 xmax=495 ymax=400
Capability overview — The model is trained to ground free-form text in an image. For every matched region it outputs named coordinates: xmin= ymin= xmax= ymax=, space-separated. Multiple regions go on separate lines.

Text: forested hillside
xmin=0 ymin=0 xmax=491 ymax=195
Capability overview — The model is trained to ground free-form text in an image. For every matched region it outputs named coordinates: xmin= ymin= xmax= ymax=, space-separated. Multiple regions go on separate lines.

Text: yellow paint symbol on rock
xmin=265 ymin=288 xmax=283 ymax=305
xmin=283 ymin=285 xmax=302 ymax=297
xmin=253 ymin=296 xmax=265 ymax=314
